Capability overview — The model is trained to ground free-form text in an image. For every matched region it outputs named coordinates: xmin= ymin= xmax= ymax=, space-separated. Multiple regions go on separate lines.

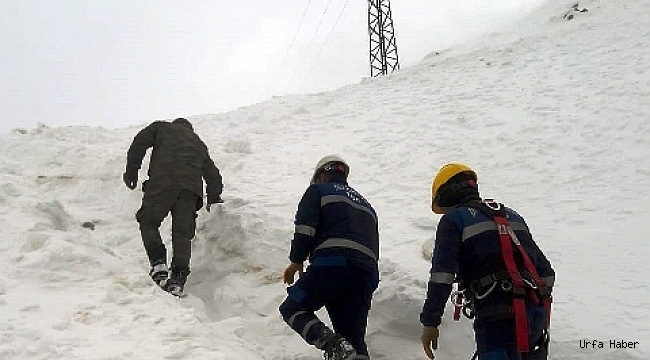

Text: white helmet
xmin=310 ymin=155 xmax=350 ymax=184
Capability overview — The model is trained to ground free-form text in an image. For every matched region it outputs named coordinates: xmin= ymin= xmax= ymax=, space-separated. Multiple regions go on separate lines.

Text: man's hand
xmin=282 ymin=262 xmax=304 ymax=285
xmin=122 ymin=167 xmax=138 ymax=190
xmin=421 ymin=326 xmax=440 ymax=359
xmin=206 ymin=196 xmax=224 ymax=212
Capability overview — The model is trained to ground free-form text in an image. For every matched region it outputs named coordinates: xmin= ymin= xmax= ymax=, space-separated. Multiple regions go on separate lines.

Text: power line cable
xmin=283 ymin=0 xmax=335 ymax=94
xmin=267 ymin=0 xmax=313 ymax=96
xmin=285 ymin=0 xmax=313 ymax=61
xmin=298 ymin=0 xmax=351 ymax=89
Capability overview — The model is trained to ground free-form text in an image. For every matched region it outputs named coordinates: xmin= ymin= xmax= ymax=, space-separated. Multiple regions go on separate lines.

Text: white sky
xmin=0 ymin=0 xmax=547 ymax=134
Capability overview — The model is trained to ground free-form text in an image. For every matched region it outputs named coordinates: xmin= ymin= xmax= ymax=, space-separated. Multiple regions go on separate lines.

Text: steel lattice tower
xmin=368 ymin=0 xmax=399 ymax=77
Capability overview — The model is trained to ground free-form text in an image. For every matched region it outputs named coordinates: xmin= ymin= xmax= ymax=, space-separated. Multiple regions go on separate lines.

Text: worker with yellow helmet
xmin=420 ymin=163 xmax=555 ymax=360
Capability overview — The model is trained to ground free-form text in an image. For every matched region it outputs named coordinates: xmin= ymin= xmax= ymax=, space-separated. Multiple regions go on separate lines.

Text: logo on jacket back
xmin=333 ymin=183 xmax=368 ymax=206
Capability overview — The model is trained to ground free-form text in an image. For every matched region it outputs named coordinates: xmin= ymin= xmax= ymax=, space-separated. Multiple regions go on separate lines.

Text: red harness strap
xmin=493 ymin=215 xmax=530 ymax=352
xmin=491 ymin=210 xmax=552 ymax=353
xmin=505 ymin=223 xmax=553 ymax=328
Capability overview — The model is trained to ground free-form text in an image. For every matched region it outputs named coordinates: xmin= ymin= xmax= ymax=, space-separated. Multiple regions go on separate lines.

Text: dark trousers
xmin=135 ymin=189 xmax=199 ymax=271
xmin=279 ymin=265 xmax=378 ymax=359
xmin=475 ymin=334 xmax=548 ymax=360
xmin=474 ymin=303 xmax=549 ymax=360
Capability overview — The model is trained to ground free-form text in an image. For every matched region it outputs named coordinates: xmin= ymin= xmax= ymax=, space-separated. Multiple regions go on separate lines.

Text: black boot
xmin=149 ymin=260 xmax=168 ymax=289
xmin=315 ymin=329 xmax=357 ymax=360
xmin=165 ymin=268 xmax=190 ymax=297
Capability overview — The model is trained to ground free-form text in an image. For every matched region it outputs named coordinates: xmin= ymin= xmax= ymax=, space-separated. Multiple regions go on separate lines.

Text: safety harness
xmin=452 ymin=200 xmax=552 ymax=353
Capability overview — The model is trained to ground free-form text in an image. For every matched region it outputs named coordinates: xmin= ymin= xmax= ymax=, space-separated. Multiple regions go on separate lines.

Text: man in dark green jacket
xmin=123 ymin=118 xmax=223 ymax=296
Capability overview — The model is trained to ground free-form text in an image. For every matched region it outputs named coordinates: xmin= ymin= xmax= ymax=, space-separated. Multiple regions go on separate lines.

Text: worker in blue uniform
xmin=420 ymin=163 xmax=555 ymax=360
xmin=279 ymin=155 xmax=380 ymax=360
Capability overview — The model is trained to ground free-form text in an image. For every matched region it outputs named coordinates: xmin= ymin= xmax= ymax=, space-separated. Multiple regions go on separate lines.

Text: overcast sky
xmin=0 ymin=0 xmax=546 ymax=134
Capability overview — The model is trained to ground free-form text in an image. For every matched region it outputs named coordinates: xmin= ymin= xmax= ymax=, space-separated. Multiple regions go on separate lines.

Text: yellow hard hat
xmin=431 ymin=163 xmax=478 ymax=214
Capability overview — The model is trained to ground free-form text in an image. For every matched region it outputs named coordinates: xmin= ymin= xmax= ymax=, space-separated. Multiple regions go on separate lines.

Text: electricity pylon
xmin=368 ymin=0 xmax=399 ymax=77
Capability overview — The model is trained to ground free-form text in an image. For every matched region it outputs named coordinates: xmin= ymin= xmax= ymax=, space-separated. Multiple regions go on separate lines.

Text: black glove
xmin=206 ymin=195 xmax=224 ymax=212
xmin=122 ymin=166 xmax=138 ymax=190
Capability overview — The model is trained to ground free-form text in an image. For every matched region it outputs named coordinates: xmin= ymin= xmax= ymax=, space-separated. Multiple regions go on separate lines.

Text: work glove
xmin=206 ymin=195 xmax=224 ymax=212
xmin=282 ymin=262 xmax=304 ymax=285
xmin=421 ymin=326 xmax=440 ymax=359
xmin=122 ymin=166 xmax=138 ymax=190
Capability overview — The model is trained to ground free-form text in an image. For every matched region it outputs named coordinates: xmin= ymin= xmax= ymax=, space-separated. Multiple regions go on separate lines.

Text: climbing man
xmin=123 ymin=118 xmax=223 ymax=296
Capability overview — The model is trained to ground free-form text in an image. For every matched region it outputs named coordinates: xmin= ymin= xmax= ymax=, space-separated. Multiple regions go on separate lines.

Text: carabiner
xmin=451 ymin=290 xmax=464 ymax=307
xmin=501 ymin=279 xmax=513 ymax=292
xmin=475 ymin=282 xmax=498 ymax=300
xmin=483 ymin=200 xmax=502 ymax=211
xmin=523 ymin=278 xmax=538 ymax=290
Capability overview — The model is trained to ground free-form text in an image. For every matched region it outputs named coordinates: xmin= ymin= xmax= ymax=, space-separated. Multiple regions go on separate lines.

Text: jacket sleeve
xmin=529 ymin=233 xmax=555 ymax=290
xmin=289 ymin=185 xmax=321 ymax=263
xmin=535 ymin=246 xmax=555 ymax=291
xmin=420 ymin=214 xmax=462 ymax=327
xmin=203 ymin=153 xmax=223 ymax=203
xmin=517 ymin=215 xmax=556 ymax=291
xmin=126 ymin=122 xmax=160 ymax=169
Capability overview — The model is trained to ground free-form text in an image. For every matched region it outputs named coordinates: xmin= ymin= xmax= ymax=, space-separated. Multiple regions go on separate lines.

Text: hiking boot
xmin=164 ymin=268 xmax=190 ymax=297
xmin=164 ymin=280 xmax=184 ymax=297
xmin=316 ymin=331 xmax=357 ymax=360
xmin=149 ymin=261 xmax=168 ymax=288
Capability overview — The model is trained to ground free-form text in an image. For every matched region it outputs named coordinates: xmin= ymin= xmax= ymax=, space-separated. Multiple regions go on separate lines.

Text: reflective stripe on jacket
xmin=420 ymin=203 xmax=554 ymax=327
xmin=290 ymin=180 xmax=379 ymax=274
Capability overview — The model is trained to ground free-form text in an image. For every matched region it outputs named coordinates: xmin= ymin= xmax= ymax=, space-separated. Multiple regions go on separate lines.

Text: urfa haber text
xmin=580 ymin=339 xmax=640 ymax=349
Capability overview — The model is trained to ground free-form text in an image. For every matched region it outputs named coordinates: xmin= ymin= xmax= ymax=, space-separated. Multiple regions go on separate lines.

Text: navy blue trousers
xmin=474 ymin=304 xmax=549 ymax=360
xmin=279 ymin=265 xmax=378 ymax=358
